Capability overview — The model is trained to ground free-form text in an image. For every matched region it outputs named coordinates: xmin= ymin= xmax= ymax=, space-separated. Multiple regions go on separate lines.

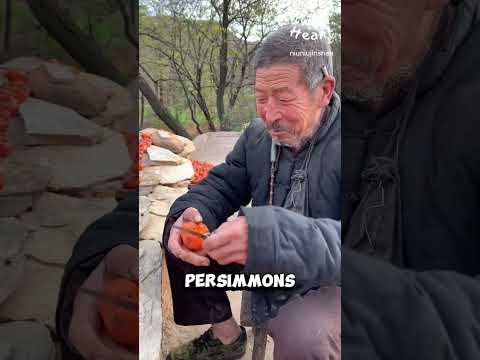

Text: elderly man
xmin=342 ymin=0 xmax=480 ymax=359
xmin=162 ymin=24 xmax=341 ymax=360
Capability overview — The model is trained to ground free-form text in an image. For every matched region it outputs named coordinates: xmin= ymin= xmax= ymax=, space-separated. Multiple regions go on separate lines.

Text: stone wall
xmin=139 ymin=128 xmax=198 ymax=360
xmin=0 ymin=57 xmax=135 ymax=359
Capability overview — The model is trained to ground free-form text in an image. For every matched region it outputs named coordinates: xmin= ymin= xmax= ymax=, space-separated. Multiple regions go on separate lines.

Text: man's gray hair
xmin=253 ymin=24 xmax=333 ymax=91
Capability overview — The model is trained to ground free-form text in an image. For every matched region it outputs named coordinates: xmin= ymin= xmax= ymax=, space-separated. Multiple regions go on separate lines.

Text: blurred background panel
xmin=341 ymin=1 xmax=480 ymax=359
xmin=0 ymin=1 xmax=139 ymax=359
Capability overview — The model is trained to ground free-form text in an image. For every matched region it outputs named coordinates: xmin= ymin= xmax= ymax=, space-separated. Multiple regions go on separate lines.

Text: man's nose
xmin=264 ymin=101 xmax=281 ymax=126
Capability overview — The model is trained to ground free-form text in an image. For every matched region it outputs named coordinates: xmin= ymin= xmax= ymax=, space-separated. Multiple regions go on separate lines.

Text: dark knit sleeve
xmin=55 ymin=192 xmax=138 ymax=357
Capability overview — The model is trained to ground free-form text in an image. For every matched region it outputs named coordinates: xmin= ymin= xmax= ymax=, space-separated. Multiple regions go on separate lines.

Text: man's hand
xmin=203 ymin=217 xmax=249 ymax=265
xmin=69 ymin=245 xmax=138 ymax=360
xmin=168 ymin=207 xmax=211 ymax=266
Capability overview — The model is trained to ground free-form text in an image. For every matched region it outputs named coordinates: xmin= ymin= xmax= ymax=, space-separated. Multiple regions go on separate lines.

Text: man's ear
xmin=425 ymin=0 xmax=449 ymax=10
xmin=317 ymin=75 xmax=335 ymax=108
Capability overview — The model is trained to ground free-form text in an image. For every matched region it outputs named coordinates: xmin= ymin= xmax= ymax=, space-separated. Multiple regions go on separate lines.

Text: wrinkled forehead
xmin=255 ymin=64 xmax=306 ymax=92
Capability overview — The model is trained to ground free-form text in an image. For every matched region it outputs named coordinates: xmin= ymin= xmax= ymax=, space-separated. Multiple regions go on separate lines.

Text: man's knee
xmin=271 ymin=322 xmax=340 ymax=360
xmin=309 ymin=328 xmax=341 ymax=360
xmin=268 ymin=287 xmax=341 ymax=359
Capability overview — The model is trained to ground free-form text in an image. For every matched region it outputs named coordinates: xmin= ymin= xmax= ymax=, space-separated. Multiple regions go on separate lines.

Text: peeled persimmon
xmin=97 ymin=278 xmax=139 ymax=350
xmin=180 ymin=221 xmax=209 ymax=251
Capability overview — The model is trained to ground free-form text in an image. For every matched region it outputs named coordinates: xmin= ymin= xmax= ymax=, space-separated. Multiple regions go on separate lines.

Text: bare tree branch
xmin=3 ymin=0 xmax=12 ymax=52
xmin=141 ymin=0 xmax=278 ymax=130
xmin=116 ymin=0 xmax=139 ymax=48
xmin=139 ymin=74 xmax=191 ymax=138
xmin=25 ymin=0 xmax=129 ymax=85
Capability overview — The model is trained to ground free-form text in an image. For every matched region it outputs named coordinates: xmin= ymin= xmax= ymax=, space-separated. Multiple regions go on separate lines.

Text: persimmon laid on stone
xmin=0 ymin=68 xmax=31 ymax=190
xmin=180 ymin=221 xmax=209 ymax=251
xmin=191 ymin=160 xmax=214 ymax=185
xmin=6 ymin=69 xmax=28 ymax=83
xmin=97 ymin=278 xmax=139 ymax=350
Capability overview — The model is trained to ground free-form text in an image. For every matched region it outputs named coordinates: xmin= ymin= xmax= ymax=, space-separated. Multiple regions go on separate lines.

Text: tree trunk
xmin=140 ymin=94 xmax=145 ymax=128
xmin=115 ymin=0 xmax=138 ymax=48
xmin=25 ymin=0 xmax=129 ymax=85
xmin=138 ymin=75 xmax=191 ymax=139
xmin=3 ymin=0 xmax=12 ymax=52
xmin=217 ymin=0 xmax=230 ymax=131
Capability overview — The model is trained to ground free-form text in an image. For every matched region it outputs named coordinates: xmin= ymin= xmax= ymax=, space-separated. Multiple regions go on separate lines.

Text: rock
xmin=79 ymin=72 xmax=126 ymax=98
xmin=176 ymin=135 xmax=196 ymax=159
xmin=169 ymin=180 xmax=191 ymax=188
xmin=0 ymin=257 xmax=64 ymax=324
xmin=140 ymin=196 xmax=152 ymax=233
xmin=150 ymin=185 xmax=188 ymax=201
xmin=140 ymin=211 xmax=151 ymax=234
xmin=151 ymin=130 xmax=184 ymax=154
xmin=0 ymin=161 xmax=51 ymax=196
xmin=75 ymin=179 xmax=123 ymax=198
xmin=0 ymin=255 xmax=25 ymax=307
xmin=29 ymin=66 xmax=111 ymax=117
xmin=29 ymin=192 xmax=116 ymax=237
xmin=140 ymin=185 xmax=155 ymax=196
xmin=23 ymin=229 xmax=76 ymax=265
xmin=0 ymin=321 xmax=56 ymax=360
xmin=138 ymin=184 xmax=155 ymax=196
xmin=0 ymin=218 xmax=27 ymax=305
xmin=43 ymin=62 xmax=77 ymax=82
xmin=0 ymin=218 xmax=28 ymax=258
xmin=138 ymin=173 xmax=159 ymax=187
xmin=146 ymin=146 xmax=183 ymax=166
xmin=150 ymin=201 xmax=171 ymax=217
xmin=191 ymin=131 xmax=241 ymax=166
xmin=83 ymin=73 xmax=135 ymax=128
xmin=32 ymin=193 xmax=72 ymax=227
xmin=139 ymin=241 xmax=163 ymax=360
xmin=8 ymin=129 xmax=131 ymax=191
xmin=0 ymin=195 xmax=33 ymax=217
xmin=141 ymin=129 xmax=193 ymax=156
xmin=155 ymin=137 xmax=185 ymax=155
xmin=0 ymin=56 xmax=46 ymax=72
xmin=6 ymin=116 xmax=28 ymax=146
xmin=140 ymin=196 xmax=151 ymax=214
xmin=140 ymin=128 xmax=157 ymax=135
xmin=19 ymin=98 xmax=105 ymax=145
xmin=140 ymin=160 xmax=194 ymax=186
xmin=17 ymin=212 xmax=41 ymax=232
xmin=140 ymin=213 xmax=166 ymax=241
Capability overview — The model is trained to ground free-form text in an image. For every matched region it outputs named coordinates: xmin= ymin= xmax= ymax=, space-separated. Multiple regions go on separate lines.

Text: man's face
xmin=342 ymin=0 xmax=448 ymax=102
xmin=255 ymin=64 xmax=330 ymax=148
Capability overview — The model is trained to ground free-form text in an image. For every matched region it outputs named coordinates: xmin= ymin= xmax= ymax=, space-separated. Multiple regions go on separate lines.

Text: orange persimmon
xmin=98 ymin=278 xmax=139 ymax=350
xmin=180 ymin=221 xmax=209 ymax=251
xmin=191 ymin=160 xmax=214 ymax=184
xmin=6 ymin=69 xmax=28 ymax=83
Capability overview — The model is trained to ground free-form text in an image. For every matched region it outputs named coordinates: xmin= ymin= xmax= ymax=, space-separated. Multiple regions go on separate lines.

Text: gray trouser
xmin=267 ymin=286 xmax=341 ymax=360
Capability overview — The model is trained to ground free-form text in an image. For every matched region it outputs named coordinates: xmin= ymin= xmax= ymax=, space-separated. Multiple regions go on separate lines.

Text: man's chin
xmin=271 ymin=136 xmax=298 ymax=149
xmin=342 ymin=66 xmax=375 ymax=90
xmin=270 ymin=132 xmax=294 ymax=145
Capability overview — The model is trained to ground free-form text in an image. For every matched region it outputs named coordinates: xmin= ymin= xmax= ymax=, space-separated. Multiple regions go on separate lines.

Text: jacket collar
xmin=417 ymin=0 xmax=479 ymax=95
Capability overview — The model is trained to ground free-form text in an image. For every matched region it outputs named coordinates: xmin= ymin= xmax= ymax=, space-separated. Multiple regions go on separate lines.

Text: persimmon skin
xmin=180 ymin=222 xmax=209 ymax=251
xmin=97 ymin=278 xmax=139 ymax=349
